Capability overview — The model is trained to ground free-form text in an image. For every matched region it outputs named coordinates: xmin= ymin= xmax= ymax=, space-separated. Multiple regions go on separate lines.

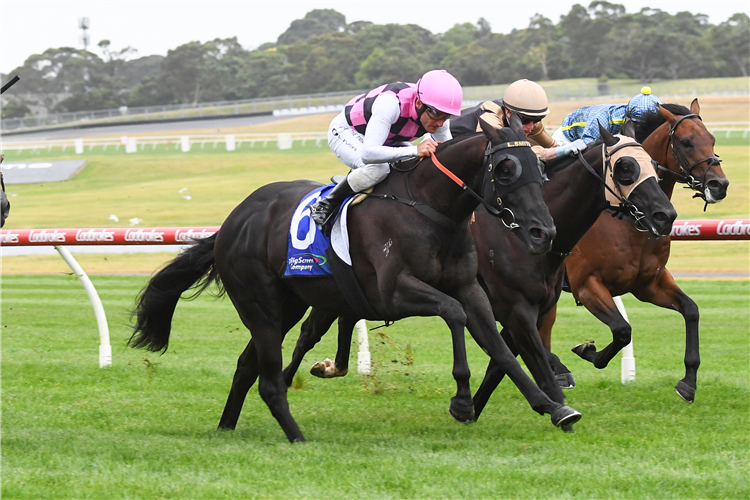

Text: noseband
xmin=654 ymin=113 xmax=722 ymax=207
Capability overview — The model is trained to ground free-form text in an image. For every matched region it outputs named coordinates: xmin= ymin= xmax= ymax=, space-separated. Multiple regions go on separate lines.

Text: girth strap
xmin=366 ymin=192 xmax=458 ymax=230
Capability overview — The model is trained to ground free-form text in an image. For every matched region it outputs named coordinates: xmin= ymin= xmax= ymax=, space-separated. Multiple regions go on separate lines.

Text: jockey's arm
xmin=580 ymin=110 xmax=611 ymax=145
xmin=361 ymin=94 xmax=419 ymax=165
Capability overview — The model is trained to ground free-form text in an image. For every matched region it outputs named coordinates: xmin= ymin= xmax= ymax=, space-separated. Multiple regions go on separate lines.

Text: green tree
xmin=355 ymin=46 xmax=425 ymax=88
xmin=285 ymin=32 xmax=358 ymax=93
xmin=708 ymin=13 xmax=750 ymax=77
xmin=1 ymin=98 xmax=30 ymax=119
xmin=277 ymin=9 xmax=346 ymax=46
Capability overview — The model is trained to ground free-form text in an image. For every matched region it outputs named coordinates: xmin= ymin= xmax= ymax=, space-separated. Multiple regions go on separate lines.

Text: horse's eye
xmin=681 ymin=138 xmax=692 ymax=148
xmin=495 ymin=163 xmax=517 ymax=185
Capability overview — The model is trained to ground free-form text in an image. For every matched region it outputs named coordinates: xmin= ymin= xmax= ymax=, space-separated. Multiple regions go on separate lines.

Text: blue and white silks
xmin=284 ymin=185 xmax=355 ymax=277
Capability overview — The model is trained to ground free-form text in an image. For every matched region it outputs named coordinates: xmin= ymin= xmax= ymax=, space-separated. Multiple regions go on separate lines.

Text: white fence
xmin=1 ymin=124 xmax=747 ymax=156
xmin=0 ymin=132 xmax=330 ymax=154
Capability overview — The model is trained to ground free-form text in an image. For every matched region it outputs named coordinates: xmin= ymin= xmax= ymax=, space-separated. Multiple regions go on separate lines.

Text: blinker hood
xmin=483 ymin=140 xmax=544 ymax=201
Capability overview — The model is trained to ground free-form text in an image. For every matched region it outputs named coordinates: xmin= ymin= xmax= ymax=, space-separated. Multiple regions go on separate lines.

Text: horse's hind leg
xmin=632 ymin=270 xmax=699 ymax=403
xmin=570 ymin=278 xmax=631 ymax=369
xmin=219 ymin=298 xmax=308 ymax=442
xmin=283 ymin=308 xmax=338 ymax=386
xmin=219 ymin=339 xmax=259 ymax=430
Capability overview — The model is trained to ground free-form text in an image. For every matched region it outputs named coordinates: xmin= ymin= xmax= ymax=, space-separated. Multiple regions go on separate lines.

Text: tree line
xmin=2 ymin=2 xmax=748 ymax=119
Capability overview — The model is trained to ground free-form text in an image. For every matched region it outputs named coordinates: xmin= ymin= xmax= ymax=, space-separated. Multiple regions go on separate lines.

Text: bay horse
xmin=284 ymin=125 xmax=677 ymax=431
xmin=542 ymin=100 xmax=729 ymax=404
xmin=0 ymin=154 xmax=9 ymax=228
xmin=130 ymin=119 xmax=583 ymax=443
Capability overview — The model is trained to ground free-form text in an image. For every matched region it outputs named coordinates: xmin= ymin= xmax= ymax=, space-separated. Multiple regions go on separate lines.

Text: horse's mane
xmin=435 ymin=132 xmax=480 ymax=153
xmin=436 ymin=127 xmax=523 ymax=156
xmin=634 ymin=103 xmax=692 ymax=143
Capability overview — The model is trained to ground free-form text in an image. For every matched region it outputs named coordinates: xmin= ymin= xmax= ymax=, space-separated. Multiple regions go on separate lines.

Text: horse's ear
xmin=690 ymin=98 xmax=700 ymax=115
xmin=507 ymin=111 xmax=525 ymax=137
xmin=598 ymin=121 xmax=618 ymax=147
xmin=659 ymin=103 xmax=677 ymax=125
xmin=478 ymin=117 xmax=502 ymax=143
xmin=622 ymin=119 xmax=636 ymax=139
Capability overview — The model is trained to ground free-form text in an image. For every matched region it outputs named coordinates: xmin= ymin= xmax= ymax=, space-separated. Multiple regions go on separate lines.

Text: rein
xmin=372 ymin=139 xmax=533 ymax=231
xmin=653 ymin=113 xmax=721 ymax=210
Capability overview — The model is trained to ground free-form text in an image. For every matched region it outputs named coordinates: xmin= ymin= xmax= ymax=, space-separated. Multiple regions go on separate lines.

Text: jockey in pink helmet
xmin=309 ymin=69 xmax=463 ymax=226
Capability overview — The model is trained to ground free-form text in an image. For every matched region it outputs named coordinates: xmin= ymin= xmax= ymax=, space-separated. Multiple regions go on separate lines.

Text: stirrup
xmin=310 ymin=200 xmax=334 ymax=226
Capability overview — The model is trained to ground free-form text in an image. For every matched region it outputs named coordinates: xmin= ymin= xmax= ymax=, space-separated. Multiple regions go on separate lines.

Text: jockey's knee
xmin=348 ymin=163 xmax=389 ymax=192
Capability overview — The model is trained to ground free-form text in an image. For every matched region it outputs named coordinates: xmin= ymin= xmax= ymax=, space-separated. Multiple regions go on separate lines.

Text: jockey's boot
xmin=310 ymin=176 xmax=356 ymax=227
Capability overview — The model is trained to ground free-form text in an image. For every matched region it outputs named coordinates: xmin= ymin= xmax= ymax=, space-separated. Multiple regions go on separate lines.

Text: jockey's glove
xmin=555 ymin=139 xmax=587 ymax=158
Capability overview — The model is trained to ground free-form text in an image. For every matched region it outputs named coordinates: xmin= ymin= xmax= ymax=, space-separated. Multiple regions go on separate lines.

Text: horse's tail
xmin=129 ymin=233 xmax=223 ymax=352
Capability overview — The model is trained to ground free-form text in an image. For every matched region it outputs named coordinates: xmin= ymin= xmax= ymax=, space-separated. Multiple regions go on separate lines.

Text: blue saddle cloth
xmin=283 ymin=184 xmax=346 ymax=277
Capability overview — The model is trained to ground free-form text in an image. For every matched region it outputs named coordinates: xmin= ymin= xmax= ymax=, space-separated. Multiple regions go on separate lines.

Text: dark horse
xmin=541 ymin=100 xmax=729 ymax=404
xmin=0 ymin=155 xmax=9 ymax=228
xmin=130 ymin=119 xmax=583 ymax=442
xmin=285 ymin=125 xmax=677 ymax=428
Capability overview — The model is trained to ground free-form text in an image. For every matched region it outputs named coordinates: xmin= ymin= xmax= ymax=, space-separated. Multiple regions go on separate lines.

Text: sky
xmin=1 ymin=0 xmax=749 ymax=75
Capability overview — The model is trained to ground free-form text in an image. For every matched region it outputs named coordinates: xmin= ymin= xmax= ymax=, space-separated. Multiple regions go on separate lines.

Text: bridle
xmin=382 ymin=139 xmax=539 ymax=231
xmin=575 ymin=140 xmax=653 ymax=233
xmin=653 ymin=113 xmax=721 ymax=207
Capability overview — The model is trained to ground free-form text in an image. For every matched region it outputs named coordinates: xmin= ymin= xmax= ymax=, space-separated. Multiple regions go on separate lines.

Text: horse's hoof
xmin=675 ymin=380 xmax=695 ymax=404
xmin=556 ymin=372 xmax=576 ymax=389
xmin=551 ymin=405 xmax=582 ymax=427
xmin=449 ymin=398 xmax=475 ymax=424
xmin=310 ymin=358 xmax=345 ymax=378
xmin=561 ymin=424 xmax=575 ymax=433
xmin=571 ymin=342 xmax=596 ymax=361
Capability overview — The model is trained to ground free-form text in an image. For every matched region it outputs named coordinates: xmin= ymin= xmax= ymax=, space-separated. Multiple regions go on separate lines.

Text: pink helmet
xmin=416 ymin=69 xmax=463 ymax=117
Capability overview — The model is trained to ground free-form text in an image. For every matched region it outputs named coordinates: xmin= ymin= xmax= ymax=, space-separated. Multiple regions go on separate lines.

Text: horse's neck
xmin=544 ymin=149 xmax=608 ymax=253
xmin=407 ymin=135 xmax=486 ymax=220
xmin=643 ymin=124 xmax=678 ymax=200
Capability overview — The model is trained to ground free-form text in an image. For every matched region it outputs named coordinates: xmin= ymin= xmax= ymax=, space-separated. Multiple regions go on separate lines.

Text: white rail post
xmin=54 ymin=246 xmax=112 ymax=368
xmin=356 ymin=320 xmax=371 ymax=375
xmin=613 ymin=295 xmax=635 ymax=383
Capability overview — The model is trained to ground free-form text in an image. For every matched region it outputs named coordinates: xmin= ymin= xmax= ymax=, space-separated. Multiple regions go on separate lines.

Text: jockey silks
xmin=344 ymin=82 xmax=428 ymax=145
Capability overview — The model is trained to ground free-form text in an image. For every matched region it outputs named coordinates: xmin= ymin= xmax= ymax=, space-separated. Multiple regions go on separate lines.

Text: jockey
xmin=309 ymin=69 xmax=463 ymax=226
xmin=450 ymin=79 xmax=587 ymax=161
xmin=552 ymin=86 xmax=661 ymax=145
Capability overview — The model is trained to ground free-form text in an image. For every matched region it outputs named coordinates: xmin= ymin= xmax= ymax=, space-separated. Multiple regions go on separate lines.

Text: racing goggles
xmin=425 ymin=105 xmax=451 ymax=121
xmin=520 ymin=114 xmax=543 ymax=125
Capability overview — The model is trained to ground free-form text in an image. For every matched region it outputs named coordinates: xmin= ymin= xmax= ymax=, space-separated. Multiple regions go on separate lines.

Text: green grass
xmin=1 ymin=276 xmax=747 ymax=499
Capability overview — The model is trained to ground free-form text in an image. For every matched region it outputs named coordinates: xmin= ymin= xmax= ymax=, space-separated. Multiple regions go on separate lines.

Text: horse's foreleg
xmin=538 ymin=306 xmax=575 ymax=388
xmin=632 ymin=270 xmax=699 ymax=403
xmin=459 ymin=283 xmax=581 ymax=428
xmin=389 ymin=276 xmax=474 ymax=423
xmin=507 ymin=305 xmax=566 ymax=404
xmin=572 ymin=277 xmax=631 ymax=369
xmin=472 ymin=328 xmax=515 ymax=421
xmin=538 ymin=304 xmax=556 ymax=351
xmin=333 ymin=316 xmax=359 ymax=375
xmin=283 ymin=308 xmax=338 ymax=386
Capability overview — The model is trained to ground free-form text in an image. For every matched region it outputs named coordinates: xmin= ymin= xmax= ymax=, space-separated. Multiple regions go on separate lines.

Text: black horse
xmin=130 ymin=119 xmax=583 ymax=443
xmin=286 ymin=125 xmax=676 ymax=426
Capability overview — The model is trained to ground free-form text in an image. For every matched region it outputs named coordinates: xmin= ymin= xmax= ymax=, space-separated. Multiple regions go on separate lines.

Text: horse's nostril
xmin=529 ymin=226 xmax=556 ymax=242
xmin=707 ymin=180 xmax=728 ymax=200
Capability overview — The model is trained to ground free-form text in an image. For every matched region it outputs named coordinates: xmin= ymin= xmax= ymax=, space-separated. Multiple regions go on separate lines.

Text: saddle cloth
xmin=283 ymin=184 xmax=355 ymax=277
